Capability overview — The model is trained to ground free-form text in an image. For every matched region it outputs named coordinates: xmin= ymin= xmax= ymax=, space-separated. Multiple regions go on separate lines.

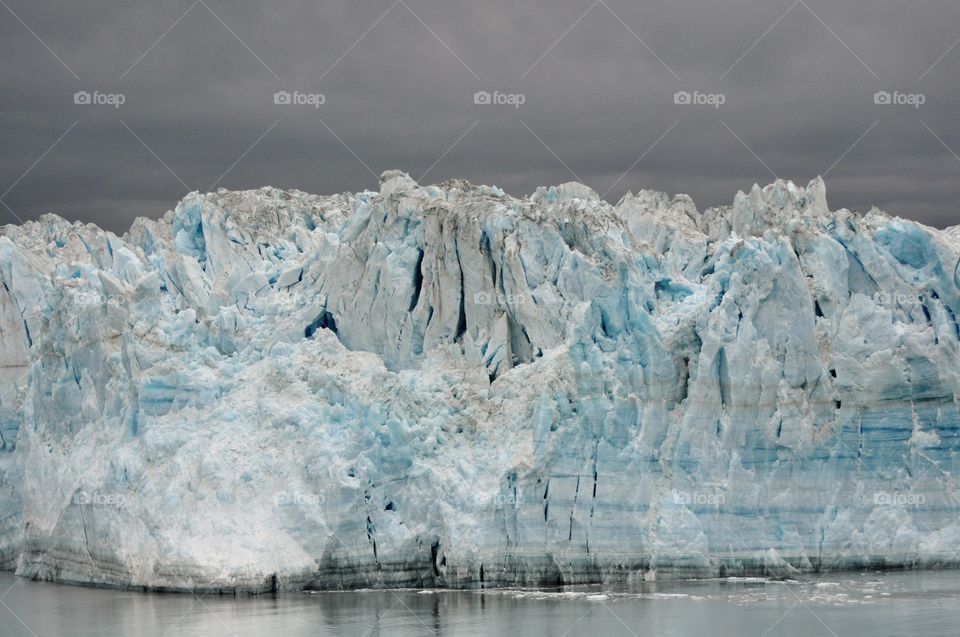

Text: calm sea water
xmin=2 ymin=570 xmax=959 ymax=636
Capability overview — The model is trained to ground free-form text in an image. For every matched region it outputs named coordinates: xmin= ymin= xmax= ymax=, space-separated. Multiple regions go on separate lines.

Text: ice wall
xmin=1 ymin=171 xmax=959 ymax=592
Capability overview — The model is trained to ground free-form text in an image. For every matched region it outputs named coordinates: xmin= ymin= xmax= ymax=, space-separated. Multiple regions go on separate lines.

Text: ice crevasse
xmin=1 ymin=170 xmax=960 ymax=592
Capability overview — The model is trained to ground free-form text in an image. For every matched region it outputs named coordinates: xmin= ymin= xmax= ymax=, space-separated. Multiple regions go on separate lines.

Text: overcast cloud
xmin=2 ymin=0 xmax=960 ymax=232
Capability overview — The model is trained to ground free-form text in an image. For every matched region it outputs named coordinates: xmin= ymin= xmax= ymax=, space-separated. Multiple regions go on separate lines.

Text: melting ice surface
xmin=2 ymin=171 xmax=960 ymax=592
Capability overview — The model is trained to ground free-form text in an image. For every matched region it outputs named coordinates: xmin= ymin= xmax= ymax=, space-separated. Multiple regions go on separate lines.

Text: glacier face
xmin=1 ymin=170 xmax=960 ymax=592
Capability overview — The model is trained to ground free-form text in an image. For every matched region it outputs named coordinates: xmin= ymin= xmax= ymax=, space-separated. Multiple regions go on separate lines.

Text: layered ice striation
xmin=2 ymin=170 xmax=960 ymax=592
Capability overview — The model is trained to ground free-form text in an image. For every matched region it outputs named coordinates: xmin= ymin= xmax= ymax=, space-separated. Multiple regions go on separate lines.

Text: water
xmin=1 ymin=570 xmax=959 ymax=636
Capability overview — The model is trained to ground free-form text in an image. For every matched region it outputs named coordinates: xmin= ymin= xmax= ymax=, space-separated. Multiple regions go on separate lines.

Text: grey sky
xmin=2 ymin=0 xmax=959 ymax=233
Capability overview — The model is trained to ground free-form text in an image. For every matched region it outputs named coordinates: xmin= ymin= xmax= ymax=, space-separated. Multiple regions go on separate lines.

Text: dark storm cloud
xmin=2 ymin=0 xmax=960 ymax=233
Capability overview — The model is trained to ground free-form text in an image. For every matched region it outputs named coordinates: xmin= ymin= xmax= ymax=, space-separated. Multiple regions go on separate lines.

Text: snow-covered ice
xmin=1 ymin=171 xmax=959 ymax=592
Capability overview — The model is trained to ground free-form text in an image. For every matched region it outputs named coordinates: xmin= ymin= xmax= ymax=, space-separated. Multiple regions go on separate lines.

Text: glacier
xmin=1 ymin=170 xmax=960 ymax=593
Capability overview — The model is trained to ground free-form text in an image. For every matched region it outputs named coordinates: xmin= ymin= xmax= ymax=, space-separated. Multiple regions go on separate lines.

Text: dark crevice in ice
xmin=430 ymin=541 xmax=441 ymax=576
xmin=717 ymin=347 xmax=732 ymax=408
xmin=454 ymin=238 xmax=467 ymax=342
xmin=480 ymin=231 xmax=497 ymax=288
xmin=305 ymin=310 xmax=338 ymax=338
xmin=408 ymin=249 xmax=424 ymax=312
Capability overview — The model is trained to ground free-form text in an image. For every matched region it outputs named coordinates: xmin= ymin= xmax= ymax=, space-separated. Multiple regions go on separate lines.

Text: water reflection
xmin=2 ymin=570 xmax=959 ymax=636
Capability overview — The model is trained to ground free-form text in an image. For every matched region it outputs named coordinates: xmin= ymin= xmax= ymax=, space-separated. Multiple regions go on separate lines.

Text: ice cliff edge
xmin=2 ymin=171 xmax=960 ymax=592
